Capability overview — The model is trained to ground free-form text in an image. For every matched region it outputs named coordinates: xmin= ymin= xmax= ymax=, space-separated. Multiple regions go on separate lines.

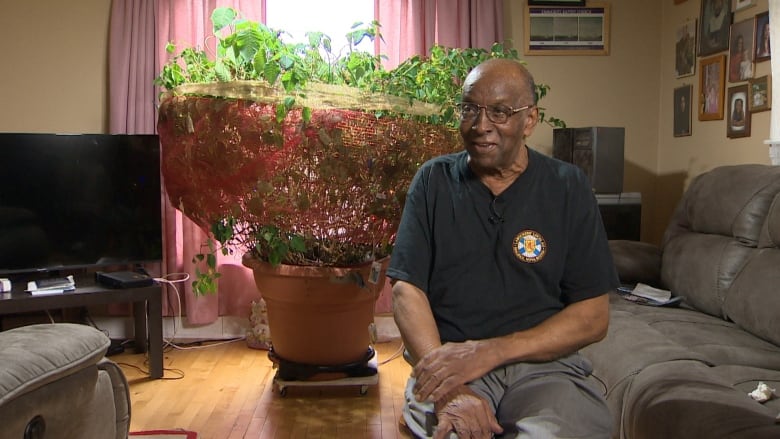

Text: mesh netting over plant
xmin=158 ymin=83 xmax=461 ymax=266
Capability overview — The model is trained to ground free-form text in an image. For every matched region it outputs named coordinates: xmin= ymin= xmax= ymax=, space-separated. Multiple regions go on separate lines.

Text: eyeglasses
xmin=457 ymin=103 xmax=533 ymax=124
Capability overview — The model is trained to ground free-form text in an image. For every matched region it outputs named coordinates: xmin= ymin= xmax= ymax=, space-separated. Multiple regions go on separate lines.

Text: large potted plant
xmin=156 ymin=7 xmax=563 ymax=367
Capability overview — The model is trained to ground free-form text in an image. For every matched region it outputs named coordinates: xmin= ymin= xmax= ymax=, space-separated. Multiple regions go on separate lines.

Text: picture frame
xmin=675 ymin=20 xmax=697 ymax=78
xmin=729 ymin=18 xmax=755 ymax=83
xmin=755 ymin=11 xmax=770 ymax=62
xmin=699 ymin=54 xmax=726 ymax=121
xmin=698 ymin=0 xmax=732 ymax=57
xmin=528 ymin=0 xmax=586 ymax=5
xmin=674 ymin=85 xmax=693 ymax=137
xmin=524 ymin=3 xmax=610 ymax=56
xmin=748 ymin=75 xmax=771 ymax=112
xmin=726 ymin=84 xmax=751 ymax=138
xmin=734 ymin=0 xmax=755 ymax=11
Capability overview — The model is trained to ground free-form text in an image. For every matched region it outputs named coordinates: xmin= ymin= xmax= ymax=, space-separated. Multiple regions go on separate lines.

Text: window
xmin=265 ymin=0 xmax=375 ymax=54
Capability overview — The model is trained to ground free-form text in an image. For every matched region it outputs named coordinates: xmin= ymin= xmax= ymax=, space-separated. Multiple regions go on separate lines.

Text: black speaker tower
xmin=553 ymin=127 xmax=625 ymax=194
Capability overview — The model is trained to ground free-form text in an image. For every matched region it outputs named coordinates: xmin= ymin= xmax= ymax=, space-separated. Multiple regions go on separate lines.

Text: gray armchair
xmin=0 ymin=323 xmax=131 ymax=439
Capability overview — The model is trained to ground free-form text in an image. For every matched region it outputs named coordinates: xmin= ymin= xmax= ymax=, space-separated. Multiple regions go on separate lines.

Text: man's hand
xmin=412 ymin=340 xmax=499 ymax=403
xmin=433 ymin=385 xmax=503 ymax=439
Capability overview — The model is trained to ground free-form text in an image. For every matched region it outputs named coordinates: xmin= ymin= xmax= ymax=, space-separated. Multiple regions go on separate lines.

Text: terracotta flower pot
xmin=242 ymin=254 xmax=390 ymax=366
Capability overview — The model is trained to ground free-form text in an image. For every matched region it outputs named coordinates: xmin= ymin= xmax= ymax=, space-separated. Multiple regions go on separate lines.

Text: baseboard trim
xmin=90 ymin=314 xmax=400 ymax=343
xmin=90 ymin=316 xmax=249 ymax=342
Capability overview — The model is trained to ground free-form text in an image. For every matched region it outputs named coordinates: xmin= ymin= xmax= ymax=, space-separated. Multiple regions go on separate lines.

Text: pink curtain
xmin=375 ymin=0 xmax=504 ymax=69
xmin=109 ymin=0 xmax=265 ymax=324
xmin=109 ymin=1 xmax=157 ymax=134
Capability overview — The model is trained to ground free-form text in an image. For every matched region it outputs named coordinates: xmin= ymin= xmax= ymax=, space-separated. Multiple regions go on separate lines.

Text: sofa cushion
xmin=759 ymin=190 xmax=780 ymax=248
xmin=608 ymin=240 xmax=662 ymax=287
xmin=725 ymin=247 xmax=780 ymax=346
xmin=661 ymin=233 xmax=753 ymax=317
xmin=660 ymin=165 xmax=780 ymax=319
xmin=664 ymin=165 xmax=780 ymax=246
xmin=710 ymin=364 xmax=780 ymax=416
xmin=0 ymin=323 xmax=110 ymax=405
xmin=622 ymin=360 xmax=780 ymax=439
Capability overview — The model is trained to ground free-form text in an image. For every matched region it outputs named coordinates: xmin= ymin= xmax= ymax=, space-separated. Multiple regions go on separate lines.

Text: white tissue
xmin=748 ymin=382 xmax=777 ymax=403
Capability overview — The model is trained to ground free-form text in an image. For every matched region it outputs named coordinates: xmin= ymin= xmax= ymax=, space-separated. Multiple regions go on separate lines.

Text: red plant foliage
xmin=158 ymin=94 xmax=460 ymax=265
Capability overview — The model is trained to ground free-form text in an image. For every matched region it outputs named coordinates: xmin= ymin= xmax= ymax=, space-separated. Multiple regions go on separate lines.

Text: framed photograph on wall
xmin=528 ymin=1 xmax=585 ymax=5
xmin=748 ymin=75 xmax=771 ymax=112
xmin=674 ymin=85 xmax=693 ymax=137
xmin=698 ymin=0 xmax=732 ymax=56
xmin=755 ymin=11 xmax=770 ymax=62
xmin=734 ymin=0 xmax=755 ymax=11
xmin=729 ymin=18 xmax=755 ymax=82
xmin=676 ymin=20 xmax=697 ymax=77
xmin=727 ymin=84 xmax=751 ymax=138
xmin=699 ymin=54 xmax=726 ymax=121
xmin=524 ymin=3 xmax=610 ymax=55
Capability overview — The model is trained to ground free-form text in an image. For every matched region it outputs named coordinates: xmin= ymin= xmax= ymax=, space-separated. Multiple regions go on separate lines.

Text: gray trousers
xmin=402 ymin=353 xmax=612 ymax=439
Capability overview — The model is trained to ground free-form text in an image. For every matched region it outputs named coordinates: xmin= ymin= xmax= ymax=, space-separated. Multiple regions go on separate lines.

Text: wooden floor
xmin=113 ymin=338 xmax=414 ymax=439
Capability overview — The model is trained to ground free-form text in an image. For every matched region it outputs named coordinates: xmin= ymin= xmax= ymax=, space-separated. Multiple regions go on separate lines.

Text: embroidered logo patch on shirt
xmin=513 ymin=230 xmax=547 ymax=263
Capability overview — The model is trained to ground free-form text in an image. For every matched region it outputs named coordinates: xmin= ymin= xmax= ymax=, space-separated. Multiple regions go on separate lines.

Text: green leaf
xmin=235 ymin=28 xmax=262 ymax=63
xmin=279 ymin=54 xmax=295 ymax=70
xmin=211 ymin=7 xmax=237 ymax=34
xmin=253 ymin=50 xmax=267 ymax=74
xmin=282 ymin=96 xmax=295 ymax=111
xmin=264 ymin=63 xmax=281 ymax=84
xmin=290 ymin=235 xmax=306 ymax=252
xmin=214 ymin=60 xmax=231 ymax=81
xmin=275 ymin=104 xmax=287 ymax=123
xmin=206 ymin=253 xmax=217 ymax=269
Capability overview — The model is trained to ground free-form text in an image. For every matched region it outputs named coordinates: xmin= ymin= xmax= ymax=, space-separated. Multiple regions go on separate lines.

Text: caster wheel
xmin=360 ymin=386 xmax=368 ymax=396
xmin=279 ymin=387 xmax=288 ymax=397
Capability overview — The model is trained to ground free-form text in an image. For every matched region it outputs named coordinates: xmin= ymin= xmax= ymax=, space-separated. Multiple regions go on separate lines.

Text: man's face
xmin=459 ymin=68 xmax=538 ymax=172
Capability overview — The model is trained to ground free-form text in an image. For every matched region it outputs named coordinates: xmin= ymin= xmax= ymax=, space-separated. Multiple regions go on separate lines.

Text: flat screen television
xmin=0 ymin=133 xmax=162 ymax=279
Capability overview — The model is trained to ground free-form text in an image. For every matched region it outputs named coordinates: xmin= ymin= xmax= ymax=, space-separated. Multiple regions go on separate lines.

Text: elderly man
xmin=388 ymin=59 xmax=618 ymax=439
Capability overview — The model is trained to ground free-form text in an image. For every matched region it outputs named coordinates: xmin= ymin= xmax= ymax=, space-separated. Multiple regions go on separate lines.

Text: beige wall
xmin=0 ymin=0 xmax=773 ymax=244
xmin=0 ymin=0 xmax=110 ymax=133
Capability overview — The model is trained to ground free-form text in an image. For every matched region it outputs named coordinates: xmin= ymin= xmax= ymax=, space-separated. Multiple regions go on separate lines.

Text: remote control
xmin=29 ymin=275 xmax=76 ymax=291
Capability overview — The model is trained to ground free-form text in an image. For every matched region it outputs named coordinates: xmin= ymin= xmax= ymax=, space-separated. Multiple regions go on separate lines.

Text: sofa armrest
xmin=608 ymin=240 xmax=662 ymax=287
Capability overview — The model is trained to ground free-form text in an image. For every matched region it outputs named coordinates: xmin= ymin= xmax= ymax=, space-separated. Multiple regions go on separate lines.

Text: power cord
xmin=378 ymin=340 xmax=405 ymax=366
xmin=162 ymin=336 xmax=246 ymax=351
xmin=153 ymin=272 xmax=189 ymax=348
xmin=116 ymin=359 xmax=185 ymax=380
xmin=153 ymin=272 xmax=246 ymax=350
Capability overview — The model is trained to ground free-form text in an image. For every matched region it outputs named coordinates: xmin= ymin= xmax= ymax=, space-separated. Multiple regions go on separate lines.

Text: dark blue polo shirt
xmin=387 ymin=147 xmax=619 ymax=343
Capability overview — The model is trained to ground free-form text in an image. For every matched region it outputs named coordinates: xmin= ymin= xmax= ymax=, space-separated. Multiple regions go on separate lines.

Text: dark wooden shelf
xmin=0 ymin=277 xmax=163 ymax=379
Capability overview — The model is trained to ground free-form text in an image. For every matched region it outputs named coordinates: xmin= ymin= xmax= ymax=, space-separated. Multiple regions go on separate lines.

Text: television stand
xmin=0 ymin=277 xmax=163 ymax=379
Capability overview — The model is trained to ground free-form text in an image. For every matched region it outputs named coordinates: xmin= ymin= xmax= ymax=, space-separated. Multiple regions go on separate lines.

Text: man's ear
xmin=523 ymin=106 xmax=540 ymax=138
